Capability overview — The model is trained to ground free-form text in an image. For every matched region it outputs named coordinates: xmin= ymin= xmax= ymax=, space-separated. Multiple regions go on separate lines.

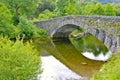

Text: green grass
xmin=91 ymin=53 xmax=120 ymax=80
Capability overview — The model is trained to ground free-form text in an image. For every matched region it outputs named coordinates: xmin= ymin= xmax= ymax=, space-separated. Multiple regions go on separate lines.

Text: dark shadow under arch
xmin=52 ymin=24 xmax=83 ymax=39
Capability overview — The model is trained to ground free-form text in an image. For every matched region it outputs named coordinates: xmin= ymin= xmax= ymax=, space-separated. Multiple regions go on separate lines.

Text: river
xmin=34 ymin=34 xmax=112 ymax=80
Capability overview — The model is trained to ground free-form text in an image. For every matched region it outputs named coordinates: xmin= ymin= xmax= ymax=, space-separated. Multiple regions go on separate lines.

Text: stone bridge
xmin=34 ymin=15 xmax=120 ymax=53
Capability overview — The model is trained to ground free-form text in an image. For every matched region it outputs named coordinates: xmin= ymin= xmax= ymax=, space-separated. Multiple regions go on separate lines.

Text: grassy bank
xmin=91 ymin=53 xmax=120 ymax=80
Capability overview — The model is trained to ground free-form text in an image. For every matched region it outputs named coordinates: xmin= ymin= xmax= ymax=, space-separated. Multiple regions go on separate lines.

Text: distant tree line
xmin=35 ymin=0 xmax=119 ymax=21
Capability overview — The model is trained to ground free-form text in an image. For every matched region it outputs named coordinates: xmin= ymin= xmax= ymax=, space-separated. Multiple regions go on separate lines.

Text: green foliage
xmin=64 ymin=2 xmax=82 ymax=15
xmin=104 ymin=3 xmax=116 ymax=16
xmin=91 ymin=53 xmax=120 ymax=80
xmin=55 ymin=0 xmax=77 ymax=16
xmin=0 ymin=0 xmax=40 ymax=16
xmin=35 ymin=0 xmax=56 ymax=17
xmin=114 ymin=3 xmax=120 ymax=16
xmin=0 ymin=36 xmax=41 ymax=80
xmin=70 ymin=29 xmax=85 ymax=34
xmin=37 ymin=9 xmax=56 ymax=20
xmin=18 ymin=16 xmax=47 ymax=39
xmin=94 ymin=3 xmax=104 ymax=15
xmin=0 ymin=0 xmax=41 ymax=25
xmin=82 ymin=3 xmax=116 ymax=16
xmin=0 ymin=2 xmax=47 ymax=39
xmin=0 ymin=2 xmax=20 ymax=38
xmin=82 ymin=3 xmax=95 ymax=15
xmin=53 ymin=0 xmax=117 ymax=16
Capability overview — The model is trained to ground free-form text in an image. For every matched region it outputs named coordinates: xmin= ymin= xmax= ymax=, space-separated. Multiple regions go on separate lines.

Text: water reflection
xmin=33 ymin=38 xmax=106 ymax=79
xmin=70 ymin=34 xmax=112 ymax=61
xmin=53 ymin=40 xmax=104 ymax=79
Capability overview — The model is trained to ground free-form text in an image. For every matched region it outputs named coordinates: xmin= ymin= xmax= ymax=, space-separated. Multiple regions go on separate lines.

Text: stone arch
xmin=52 ymin=24 xmax=80 ymax=38
xmin=51 ymin=19 xmax=87 ymax=37
xmin=52 ymin=22 xmax=117 ymax=52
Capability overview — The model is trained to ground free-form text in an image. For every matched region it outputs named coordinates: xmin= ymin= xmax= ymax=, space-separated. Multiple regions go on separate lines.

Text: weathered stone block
xmin=97 ymin=30 xmax=106 ymax=43
xmin=104 ymin=34 xmax=113 ymax=49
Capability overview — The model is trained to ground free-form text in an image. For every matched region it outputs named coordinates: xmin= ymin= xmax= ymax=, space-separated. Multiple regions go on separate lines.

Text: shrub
xmin=38 ymin=9 xmax=56 ymax=20
xmin=0 ymin=36 xmax=41 ymax=80
xmin=114 ymin=3 xmax=120 ymax=16
xmin=91 ymin=53 xmax=120 ymax=80
xmin=18 ymin=16 xmax=47 ymax=39
xmin=104 ymin=3 xmax=116 ymax=16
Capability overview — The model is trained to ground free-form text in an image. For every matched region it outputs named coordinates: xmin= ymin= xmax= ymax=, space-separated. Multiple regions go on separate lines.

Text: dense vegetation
xmin=35 ymin=0 xmax=120 ymax=21
xmin=0 ymin=1 xmax=46 ymax=39
xmin=91 ymin=54 xmax=120 ymax=80
xmin=0 ymin=0 xmax=120 ymax=79
xmin=0 ymin=36 xmax=41 ymax=79
xmin=0 ymin=0 xmax=44 ymax=79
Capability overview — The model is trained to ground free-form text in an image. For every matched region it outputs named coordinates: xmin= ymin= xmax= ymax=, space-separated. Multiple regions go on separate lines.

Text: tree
xmin=64 ymin=2 xmax=83 ymax=15
xmin=0 ymin=0 xmax=41 ymax=25
xmin=35 ymin=0 xmax=56 ymax=17
xmin=18 ymin=16 xmax=46 ymax=39
xmin=114 ymin=3 xmax=120 ymax=16
xmin=0 ymin=2 xmax=20 ymax=38
xmin=55 ymin=0 xmax=76 ymax=16
xmin=82 ymin=3 xmax=95 ymax=15
xmin=64 ymin=3 xmax=76 ymax=15
xmin=38 ymin=9 xmax=56 ymax=20
xmin=104 ymin=3 xmax=116 ymax=16
xmin=94 ymin=3 xmax=104 ymax=15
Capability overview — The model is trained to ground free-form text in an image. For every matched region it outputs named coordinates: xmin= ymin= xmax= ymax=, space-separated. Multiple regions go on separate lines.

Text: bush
xmin=18 ymin=16 xmax=47 ymax=39
xmin=113 ymin=3 xmax=120 ymax=16
xmin=104 ymin=3 xmax=116 ymax=16
xmin=91 ymin=53 xmax=120 ymax=80
xmin=0 ymin=36 xmax=41 ymax=80
xmin=38 ymin=9 xmax=56 ymax=20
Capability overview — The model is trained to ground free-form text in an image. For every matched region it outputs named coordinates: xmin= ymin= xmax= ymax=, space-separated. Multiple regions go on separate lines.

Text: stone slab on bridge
xmin=34 ymin=15 xmax=120 ymax=53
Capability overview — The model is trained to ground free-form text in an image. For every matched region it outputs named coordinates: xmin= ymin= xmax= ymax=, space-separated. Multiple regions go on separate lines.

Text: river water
xmin=34 ymin=34 xmax=112 ymax=80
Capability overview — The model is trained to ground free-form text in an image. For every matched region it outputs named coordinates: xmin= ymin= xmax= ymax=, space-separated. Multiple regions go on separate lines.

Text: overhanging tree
xmin=0 ymin=0 xmax=41 ymax=25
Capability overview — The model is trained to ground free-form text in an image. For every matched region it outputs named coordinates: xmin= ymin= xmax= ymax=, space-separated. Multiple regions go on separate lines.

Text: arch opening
xmin=52 ymin=24 xmax=84 ymax=40
xmin=52 ymin=23 xmax=112 ymax=61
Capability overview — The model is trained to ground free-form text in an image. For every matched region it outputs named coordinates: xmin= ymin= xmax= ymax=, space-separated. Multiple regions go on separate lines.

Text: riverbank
xmin=38 ymin=56 xmax=88 ymax=80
